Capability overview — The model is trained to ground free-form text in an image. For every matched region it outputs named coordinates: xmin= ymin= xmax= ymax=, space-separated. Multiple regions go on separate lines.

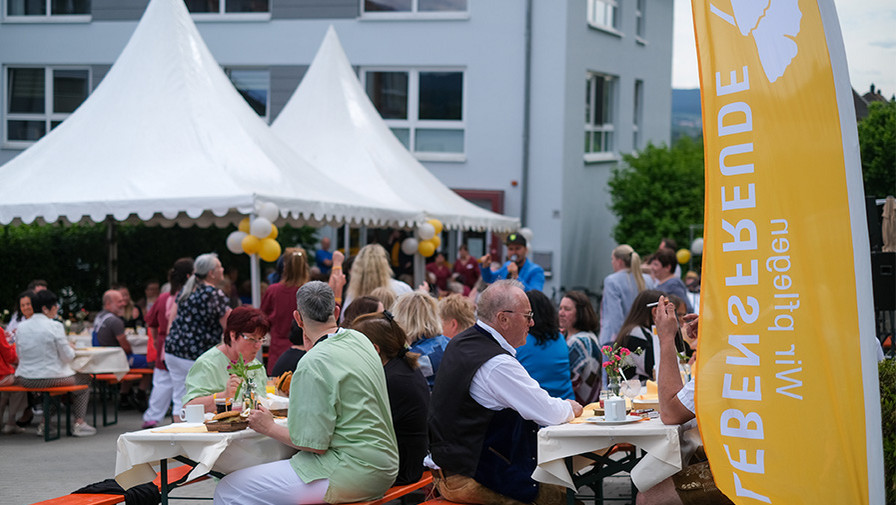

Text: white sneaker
xmin=72 ymin=421 xmax=96 ymax=437
xmin=35 ymin=423 xmax=44 ymax=437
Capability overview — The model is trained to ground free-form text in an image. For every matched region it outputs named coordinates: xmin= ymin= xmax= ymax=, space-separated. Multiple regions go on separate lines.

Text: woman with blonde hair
xmin=261 ymin=247 xmax=310 ymax=374
xmin=596 ymin=244 xmax=655 ymax=346
xmin=391 ymin=291 xmax=448 ymax=388
xmin=344 ymin=244 xmax=412 ymax=311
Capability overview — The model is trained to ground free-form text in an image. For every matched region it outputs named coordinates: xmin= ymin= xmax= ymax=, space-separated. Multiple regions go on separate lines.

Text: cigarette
xmin=647 ymin=301 xmax=660 ymax=307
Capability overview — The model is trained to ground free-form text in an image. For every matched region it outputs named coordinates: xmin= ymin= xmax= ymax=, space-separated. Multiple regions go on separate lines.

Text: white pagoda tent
xmin=0 ymin=0 xmax=420 ymax=229
xmin=271 ymin=27 xmax=519 ymax=233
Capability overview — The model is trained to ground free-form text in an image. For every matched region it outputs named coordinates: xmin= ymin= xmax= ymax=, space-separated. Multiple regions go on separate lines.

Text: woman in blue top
xmin=515 ymin=290 xmax=575 ymax=400
xmin=391 ymin=291 xmax=448 ymax=388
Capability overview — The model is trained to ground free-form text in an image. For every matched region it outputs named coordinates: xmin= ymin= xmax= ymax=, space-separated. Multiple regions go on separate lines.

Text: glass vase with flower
xmin=600 ymin=344 xmax=643 ymax=399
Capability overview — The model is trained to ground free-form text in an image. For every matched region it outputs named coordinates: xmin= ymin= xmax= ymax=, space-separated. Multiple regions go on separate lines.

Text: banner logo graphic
xmin=710 ymin=1 xmax=803 ymax=82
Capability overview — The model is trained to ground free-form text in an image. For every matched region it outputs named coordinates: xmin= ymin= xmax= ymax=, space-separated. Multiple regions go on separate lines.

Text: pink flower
xmin=620 ymin=348 xmax=631 ymax=356
xmin=602 ymin=361 xmax=612 ymax=368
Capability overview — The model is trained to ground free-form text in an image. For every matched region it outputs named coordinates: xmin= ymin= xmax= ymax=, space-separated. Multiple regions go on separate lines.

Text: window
xmin=364 ymin=69 xmax=464 ymax=159
xmin=5 ymin=66 xmax=90 ymax=144
xmin=633 ymin=79 xmax=643 ymax=150
xmin=635 ymin=0 xmax=646 ymax=40
xmin=185 ymin=0 xmax=269 ymax=14
xmin=224 ymin=68 xmax=269 ymax=121
xmin=362 ymin=0 xmax=468 ymax=17
xmin=584 ymin=72 xmax=616 ymax=158
xmin=6 ymin=0 xmax=89 ymax=17
xmin=587 ymin=0 xmax=618 ymax=31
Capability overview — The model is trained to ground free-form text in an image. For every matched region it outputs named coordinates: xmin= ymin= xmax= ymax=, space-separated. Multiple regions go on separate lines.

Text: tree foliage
xmin=858 ymin=100 xmax=896 ymax=198
xmin=0 ymin=222 xmax=317 ymax=317
xmin=608 ymin=137 xmax=705 ymax=254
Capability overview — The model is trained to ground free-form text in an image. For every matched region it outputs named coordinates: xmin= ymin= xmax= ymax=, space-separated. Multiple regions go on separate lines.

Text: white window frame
xmin=584 ymin=71 xmax=617 ymax=163
xmin=633 ymin=79 xmax=644 ymax=151
xmin=2 ymin=0 xmax=90 ymax=22
xmin=188 ymin=0 xmax=271 ymax=22
xmin=3 ymin=65 xmax=92 ymax=149
xmin=361 ymin=67 xmax=466 ymax=162
xmin=635 ymin=0 xmax=647 ymax=44
xmin=223 ymin=67 xmax=271 ymax=123
xmin=586 ymin=0 xmax=621 ymax=36
xmin=359 ymin=0 xmax=470 ymax=21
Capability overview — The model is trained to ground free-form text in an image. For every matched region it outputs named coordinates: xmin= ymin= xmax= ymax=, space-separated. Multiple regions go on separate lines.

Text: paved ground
xmin=0 ymin=407 xmax=635 ymax=505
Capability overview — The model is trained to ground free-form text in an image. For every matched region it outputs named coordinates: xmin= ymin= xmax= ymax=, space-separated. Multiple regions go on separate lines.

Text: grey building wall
xmin=559 ymin=0 xmax=674 ymax=293
xmin=92 ymin=0 xmax=149 ymax=21
xmin=269 ymin=65 xmax=306 ymax=122
xmin=273 ymin=0 xmax=357 ymax=20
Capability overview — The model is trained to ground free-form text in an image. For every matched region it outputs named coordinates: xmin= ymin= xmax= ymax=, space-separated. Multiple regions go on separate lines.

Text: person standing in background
xmin=315 ymin=237 xmax=333 ymax=276
xmin=597 ymin=244 xmax=655 ymax=346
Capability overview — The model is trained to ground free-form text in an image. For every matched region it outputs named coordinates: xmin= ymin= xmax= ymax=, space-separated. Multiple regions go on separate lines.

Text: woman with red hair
xmin=182 ymin=306 xmax=271 ymax=414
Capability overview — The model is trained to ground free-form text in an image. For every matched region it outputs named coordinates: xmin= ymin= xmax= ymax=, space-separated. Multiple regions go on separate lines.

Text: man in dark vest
xmin=429 ymin=280 xmax=583 ymax=505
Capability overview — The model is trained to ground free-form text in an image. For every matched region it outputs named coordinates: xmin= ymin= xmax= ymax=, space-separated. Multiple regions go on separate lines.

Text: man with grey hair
xmin=429 ymin=280 xmax=583 ymax=505
xmin=224 ymin=280 xmax=398 ymax=505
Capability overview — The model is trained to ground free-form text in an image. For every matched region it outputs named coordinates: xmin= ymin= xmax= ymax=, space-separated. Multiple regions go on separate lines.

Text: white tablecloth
xmin=72 ymin=347 xmax=130 ymax=380
xmin=125 ymin=334 xmax=149 ymax=355
xmin=534 ymin=418 xmax=699 ymax=492
xmin=114 ymin=421 xmax=297 ymax=490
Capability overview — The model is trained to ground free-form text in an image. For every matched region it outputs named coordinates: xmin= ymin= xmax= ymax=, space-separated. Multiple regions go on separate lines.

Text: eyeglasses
xmin=240 ymin=333 xmax=265 ymax=345
xmin=500 ymin=310 xmax=534 ymax=322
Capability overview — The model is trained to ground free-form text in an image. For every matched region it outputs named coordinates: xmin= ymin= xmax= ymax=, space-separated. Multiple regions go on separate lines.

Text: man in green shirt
xmin=214 ymin=281 xmax=399 ymax=505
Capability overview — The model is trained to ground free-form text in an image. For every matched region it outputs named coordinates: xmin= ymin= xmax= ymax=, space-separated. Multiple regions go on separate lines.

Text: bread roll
xmin=276 ymin=370 xmax=293 ymax=397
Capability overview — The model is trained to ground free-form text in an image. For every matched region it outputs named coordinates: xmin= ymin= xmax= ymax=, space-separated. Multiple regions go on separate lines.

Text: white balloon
xmin=690 ymin=238 xmax=704 ymax=255
xmin=401 ymin=237 xmax=419 ymax=256
xmin=227 ymin=231 xmax=247 ymax=254
xmin=519 ymin=227 xmax=534 ymax=243
xmin=417 ymin=222 xmax=436 ymax=241
xmin=250 ymin=217 xmax=273 ymax=239
xmin=257 ymin=202 xmax=280 ymax=222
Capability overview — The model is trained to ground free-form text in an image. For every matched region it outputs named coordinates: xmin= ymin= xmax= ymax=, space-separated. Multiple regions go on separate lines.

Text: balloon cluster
xmin=226 ymin=202 xmax=282 ymax=262
xmin=401 ymin=219 xmax=443 ymax=258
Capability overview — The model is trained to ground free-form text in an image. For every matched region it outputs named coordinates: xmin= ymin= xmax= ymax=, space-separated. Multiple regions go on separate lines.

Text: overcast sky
xmin=672 ymin=0 xmax=896 ymax=97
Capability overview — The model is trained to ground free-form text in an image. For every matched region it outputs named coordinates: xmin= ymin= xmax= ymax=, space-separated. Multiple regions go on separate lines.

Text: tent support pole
xmin=414 ymin=251 xmax=424 ymax=290
xmin=106 ymin=217 xmax=118 ymax=287
xmin=343 ymin=223 xmax=350 ymax=257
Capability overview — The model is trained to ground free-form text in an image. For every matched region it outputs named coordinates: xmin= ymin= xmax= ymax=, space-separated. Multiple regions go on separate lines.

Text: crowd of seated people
xmin=3 ymin=235 xmax=731 ymax=505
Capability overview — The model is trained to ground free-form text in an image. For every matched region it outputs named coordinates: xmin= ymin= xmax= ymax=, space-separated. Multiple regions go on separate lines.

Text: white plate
xmin=585 ymin=415 xmax=642 ymax=425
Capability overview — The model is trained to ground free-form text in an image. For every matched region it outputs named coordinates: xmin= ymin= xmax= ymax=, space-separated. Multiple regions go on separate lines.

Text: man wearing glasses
xmin=429 ymin=280 xmax=583 ymax=505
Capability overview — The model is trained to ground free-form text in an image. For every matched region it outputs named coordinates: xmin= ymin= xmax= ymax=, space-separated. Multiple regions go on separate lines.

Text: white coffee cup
xmin=180 ymin=404 xmax=205 ymax=424
xmin=604 ymin=396 xmax=626 ymax=422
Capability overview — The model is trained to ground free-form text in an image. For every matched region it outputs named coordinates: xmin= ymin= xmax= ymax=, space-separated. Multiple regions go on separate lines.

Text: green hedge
xmin=0 ymin=222 xmax=316 ymax=317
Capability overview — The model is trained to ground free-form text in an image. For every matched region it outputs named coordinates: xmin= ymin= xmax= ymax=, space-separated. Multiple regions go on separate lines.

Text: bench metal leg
xmin=41 ymin=392 xmax=61 ymax=442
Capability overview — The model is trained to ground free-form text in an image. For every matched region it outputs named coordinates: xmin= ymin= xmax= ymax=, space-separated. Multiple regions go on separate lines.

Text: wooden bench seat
xmin=31 ymin=494 xmax=124 ymax=505
xmin=0 ymin=384 xmax=89 ymax=441
xmin=347 ymin=471 xmax=434 ymax=505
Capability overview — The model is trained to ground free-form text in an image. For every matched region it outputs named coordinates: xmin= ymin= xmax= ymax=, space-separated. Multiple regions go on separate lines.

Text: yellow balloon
xmin=428 ymin=235 xmax=441 ymax=249
xmin=418 ymin=240 xmax=435 ymax=257
xmin=676 ymin=248 xmax=692 ymax=264
xmin=241 ymin=235 xmax=261 ymax=255
xmin=266 ymin=224 xmax=279 ymax=240
xmin=259 ymin=238 xmax=282 ymax=263
xmin=427 ymin=219 xmax=443 ymax=235
xmin=238 ymin=217 xmax=251 ymax=234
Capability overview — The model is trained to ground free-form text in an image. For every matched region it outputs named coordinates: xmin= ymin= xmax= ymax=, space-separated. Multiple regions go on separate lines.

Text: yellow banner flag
xmin=692 ymin=0 xmax=885 ymax=503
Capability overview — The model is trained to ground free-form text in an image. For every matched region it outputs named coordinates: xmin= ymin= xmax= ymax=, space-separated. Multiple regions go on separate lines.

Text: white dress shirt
xmin=14 ymin=313 xmax=76 ymax=378
xmin=470 ymin=320 xmax=573 ymax=426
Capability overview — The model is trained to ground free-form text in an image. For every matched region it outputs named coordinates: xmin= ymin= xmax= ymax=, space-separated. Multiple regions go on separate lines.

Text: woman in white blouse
xmin=15 ymin=290 xmax=95 ymax=437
